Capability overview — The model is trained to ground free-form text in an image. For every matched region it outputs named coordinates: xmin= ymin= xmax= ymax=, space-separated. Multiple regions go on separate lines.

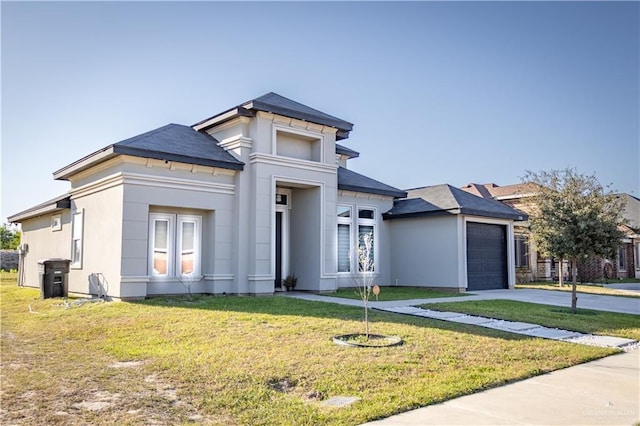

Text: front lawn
xmin=517 ymin=281 xmax=640 ymax=298
xmin=420 ymin=300 xmax=640 ymax=340
xmin=1 ymin=272 xmax=616 ymax=425
xmin=326 ymin=286 xmax=468 ymax=301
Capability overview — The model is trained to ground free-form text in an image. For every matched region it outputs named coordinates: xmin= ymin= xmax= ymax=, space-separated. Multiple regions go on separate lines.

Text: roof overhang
xmin=112 ymin=145 xmax=244 ymax=171
xmin=459 ymin=208 xmax=528 ymax=221
xmin=53 ymin=139 xmax=245 ymax=181
xmin=338 ymin=183 xmax=406 ymax=198
xmin=246 ymin=99 xmax=353 ymax=135
xmin=192 ymin=107 xmax=255 ymax=132
xmin=493 ymin=192 xmax=538 ymax=201
xmin=193 ymin=97 xmax=353 ymax=140
xmin=8 ymin=194 xmax=71 ymax=223
xmin=382 ymin=209 xmax=460 ymax=220
xmin=383 ymin=207 xmax=528 ymax=221
xmin=335 ymin=143 xmax=360 ymax=159
xmin=53 ymin=146 xmax=117 ymax=181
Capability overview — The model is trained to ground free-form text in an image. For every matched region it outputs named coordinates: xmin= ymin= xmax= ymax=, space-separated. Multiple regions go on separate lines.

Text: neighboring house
xmin=9 ymin=93 xmax=525 ymax=299
xmin=461 ymin=183 xmax=640 ymax=282
xmin=582 ymin=193 xmax=640 ymax=281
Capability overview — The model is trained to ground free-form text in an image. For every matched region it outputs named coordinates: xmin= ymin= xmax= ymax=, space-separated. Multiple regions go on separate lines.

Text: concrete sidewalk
xmin=362 ymin=350 xmax=640 ymax=426
xmin=379 ymin=305 xmax=637 ymax=349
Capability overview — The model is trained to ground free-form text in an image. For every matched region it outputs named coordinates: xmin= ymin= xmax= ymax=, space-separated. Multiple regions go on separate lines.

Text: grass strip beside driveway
xmin=419 ymin=300 xmax=640 ymax=340
xmin=1 ymin=272 xmax=617 ymax=425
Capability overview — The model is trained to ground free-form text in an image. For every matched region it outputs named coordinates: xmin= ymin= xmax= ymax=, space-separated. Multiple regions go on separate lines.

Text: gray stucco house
xmin=9 ymin=93 xmax=525 ymax=299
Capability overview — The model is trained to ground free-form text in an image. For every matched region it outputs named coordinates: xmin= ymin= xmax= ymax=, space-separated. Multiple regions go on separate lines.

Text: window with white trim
xmin=357 ymin=208 xmax=376 ymax=272
xmin=149 ymin=213 xmax=202 ymax=277
xmin=336 ymin=206 xmax=378 ymax=274
xmin=71 ymin=210 xmax=84 ymax=267
xmin=514 ymin=235 xmax=529 ymax=268
xmin=337 ymin=206 xmax=351 ymax=273
xmin=618 ymin=246 xmax=626 ymax=271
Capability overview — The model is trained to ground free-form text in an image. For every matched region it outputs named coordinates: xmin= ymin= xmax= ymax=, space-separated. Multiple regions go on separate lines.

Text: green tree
xmin=1 ymin=224 xmax=21 ymax=249
xmin=524 ymin=169 xmax=625 ymax=313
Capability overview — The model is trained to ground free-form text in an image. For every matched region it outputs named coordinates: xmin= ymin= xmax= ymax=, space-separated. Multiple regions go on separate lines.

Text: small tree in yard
xmin=354 ymin=232 xmax=375 ymax=338
xmin=177 ymin=273 xmax=202 ymax=301
xmin=524 ymin=168 xmax=625 ymax=313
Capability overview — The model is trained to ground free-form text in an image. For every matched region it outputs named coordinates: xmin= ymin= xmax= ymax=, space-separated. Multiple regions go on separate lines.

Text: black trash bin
xmin=38 ymin=259 xmax=71 ymax=299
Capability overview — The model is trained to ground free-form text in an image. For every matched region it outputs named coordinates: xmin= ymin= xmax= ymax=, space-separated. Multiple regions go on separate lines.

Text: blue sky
xmin=2 ymin=1 xmax=638 ymax=222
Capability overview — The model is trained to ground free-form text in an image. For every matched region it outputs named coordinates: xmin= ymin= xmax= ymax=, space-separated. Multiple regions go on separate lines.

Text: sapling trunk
xmin=355 ymin=232 xmax=375 ymax=340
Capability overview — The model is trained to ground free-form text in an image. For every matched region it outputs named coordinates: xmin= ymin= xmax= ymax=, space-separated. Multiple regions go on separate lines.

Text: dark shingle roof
xmin=193 ymin=92 xmax=354 ymax=139
xmin=54 ymin=124 xmax=244 ymax=179
xmin=338 ymin=167 xmax=407 ymax=198
xmin=335 ymin=143 xmax=359 ymax=159
xmin=383 ymin=184 xmax=527 ymax=221
xmin=112 ymin=124 xmax=244 ymax=170
xmin=250 ymin=92 xmax=353 ymax=133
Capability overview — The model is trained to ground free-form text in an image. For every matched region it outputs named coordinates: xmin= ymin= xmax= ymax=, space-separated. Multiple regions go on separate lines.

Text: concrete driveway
xmin=367 ymin=289 xmax=640 ymax=315
xmin=290 ymin=288 xmax=640 ymax=315
xmin=606 ymin=282 xmax=640 ymax=294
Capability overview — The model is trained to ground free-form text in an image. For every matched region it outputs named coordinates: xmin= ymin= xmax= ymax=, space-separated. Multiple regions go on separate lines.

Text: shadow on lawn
xmin=130 ymin=293 xmax=533 ymax=343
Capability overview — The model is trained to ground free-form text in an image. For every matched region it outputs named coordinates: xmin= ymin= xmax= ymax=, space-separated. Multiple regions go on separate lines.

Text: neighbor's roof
xmin=460 ymin=183 xmax=496 ymax=199
xmin=384 ymin=184 xmax=527 ymax=221
xmin=335 ymin=143 xmax=360 ymax=159
xmin=54 ymin=124 xmax=244 ymax=180
xmin=193 ymin=92 xmax=354 ymax=140
xmin=338 ymin=167 xmax=407 ymax=198
xmin=8 ymin=193 xmax=71 ymax=223
xmin=618 ymin=193 xmax=640 ymax=230
xmin=461 ymin=182 xmax=539 ymax=200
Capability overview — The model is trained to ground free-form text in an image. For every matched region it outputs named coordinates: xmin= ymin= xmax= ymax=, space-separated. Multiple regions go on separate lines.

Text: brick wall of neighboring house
xmin=577 ymin=256 xmax=615 ymax=282
xmin=515 ymin=268 xmax=532 ymax=283
xmin=1 ymin=250 xmax=19 ymax=272
xmin=577 ymin=243 xmax=636 ymax=282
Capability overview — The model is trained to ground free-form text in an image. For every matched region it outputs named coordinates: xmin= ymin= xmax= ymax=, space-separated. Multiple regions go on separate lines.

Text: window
xmin=514 ymin=235 xmax=529 ymax=268
xmin=618 ymin=246 xmax=626 ymax=271
xmin=149 ymin=213 xmax=201 ymax=277
xmin=357 ymin=208 xmax=376 ymax=272
xmin=178 ymin=219 xmax=198 ymax=275
xmin=71 ymin=210 xmax=84 ymax=267
xmin=336 ymin=206 xmax=377 ymax=273
xmin=51 ymin=214 xmax=62 ymax=231
xmin=337 ymin=206 xmax=351 ymax=272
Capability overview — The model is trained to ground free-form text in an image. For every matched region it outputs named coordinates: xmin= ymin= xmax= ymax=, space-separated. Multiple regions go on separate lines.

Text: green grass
xmin=420 ymin=299 xmax=640 ymax=340
xmin=1 ymin=271 xmax=618 ymax=425
xmin=326 ymin=286 xmax=468 ymax=301
xmin=517 ymin=281 xmax=640 ymax=298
